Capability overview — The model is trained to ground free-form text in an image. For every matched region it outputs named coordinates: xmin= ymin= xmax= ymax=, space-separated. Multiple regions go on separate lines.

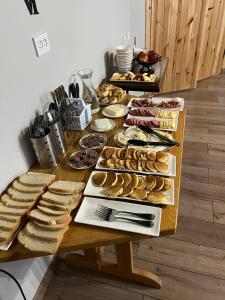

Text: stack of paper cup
xmin=116 ymin=45 xmax=133 ymax=73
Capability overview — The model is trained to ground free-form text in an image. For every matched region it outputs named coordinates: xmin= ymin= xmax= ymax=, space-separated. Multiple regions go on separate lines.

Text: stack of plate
xmin=116 ymin=45 xmax=133 ymax=73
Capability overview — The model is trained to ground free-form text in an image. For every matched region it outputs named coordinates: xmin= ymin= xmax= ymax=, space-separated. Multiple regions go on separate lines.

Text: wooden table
xmin=0 ymin=97 xmax=185 ymax=289
xmin=108 ymin=58 xmax=168 ymax=93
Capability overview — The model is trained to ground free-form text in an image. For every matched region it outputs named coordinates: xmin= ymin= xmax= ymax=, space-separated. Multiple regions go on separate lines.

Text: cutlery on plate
xmin=95 ymin=205 xmax=154 ymax=227
xmin=138 ymin=125 xmax=180 ymax=146
xmin=96 ymin=204 xmax=155 ymax=220
xmin=127 ymin=139 xmax=173 ymax=147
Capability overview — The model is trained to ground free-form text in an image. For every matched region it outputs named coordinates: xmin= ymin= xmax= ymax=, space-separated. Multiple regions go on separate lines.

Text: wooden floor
xmin=40 ymin=72 xmax=225 ymax=300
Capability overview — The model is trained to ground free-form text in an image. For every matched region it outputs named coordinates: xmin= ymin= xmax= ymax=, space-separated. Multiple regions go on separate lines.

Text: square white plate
xmin=84 ymin=171 xmax=175 ymax=206
xmin=127 ymin=97 xmax=184 ymax=111
xmin=96 ymin=146 xmax=176 ymax=177
xmin=75 ymin=197 xmax=162 ymax=236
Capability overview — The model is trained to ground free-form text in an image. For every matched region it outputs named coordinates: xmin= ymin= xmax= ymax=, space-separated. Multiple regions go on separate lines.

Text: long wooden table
xmin=0 ymin=97 xmax=185 ymax=288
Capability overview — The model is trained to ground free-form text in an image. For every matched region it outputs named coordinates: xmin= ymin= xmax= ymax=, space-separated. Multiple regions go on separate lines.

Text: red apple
xmin=137 ymin=51 xmax=149 ymax=64
xmin=148 ymin=50 xmax=159 ymax=64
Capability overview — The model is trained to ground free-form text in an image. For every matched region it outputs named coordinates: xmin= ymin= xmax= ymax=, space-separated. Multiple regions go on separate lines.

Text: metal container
xmin=49 ymin=120 xmax=66 ymax=155
xmin=29 ymin=128 xmax=59 ymax=168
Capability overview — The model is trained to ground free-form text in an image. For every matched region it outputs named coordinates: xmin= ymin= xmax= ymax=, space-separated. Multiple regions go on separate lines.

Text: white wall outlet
xmin=32 ymin=32 xmax=50 ymax=57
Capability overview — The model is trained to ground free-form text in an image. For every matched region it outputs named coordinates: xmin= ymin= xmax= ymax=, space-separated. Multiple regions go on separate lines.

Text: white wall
xmin=130 ymin=0 xmax=146 ymax=49
xmin=0 ymin=0 xmax=145 ymax=299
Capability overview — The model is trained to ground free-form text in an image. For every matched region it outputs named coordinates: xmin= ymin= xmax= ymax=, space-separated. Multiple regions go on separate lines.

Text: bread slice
xmin=0 ymin=204 xmax=28 ymax=216
xmin=28 ymin=209 xmax=70 ymax=225
xmin=1 ymin=194 xmax=34 ymax=209
xmin=0 ymin=214 xmax=21 ymax=223
xmin=7 ymin=188 xmax=40 ymax=202
xmin=39 ymin=199 xmax=80 ymax=212
xmin=33 ymin=216 xmax=72 ymax=231
xmin=37 ymin=205 xmax=67 ymax=216
xmin=48 ymin=181 xmax=85 ymax=194
xmin=12 ymin=180 xmax=45 ymax=193
xmin=18 ymin=172 xmax=55 ymax=187
xmin=42 ymin=192 xmax=81 ymax=205
xmin=25 ymin=221 xmax=68 ymax=242
xmin=0 ymin=226 xmax=19 ymax=245
xmin=17 ymin=229 xmax=59 ymax=253
xmin=0 ymin=218 xmax=20 ymax=231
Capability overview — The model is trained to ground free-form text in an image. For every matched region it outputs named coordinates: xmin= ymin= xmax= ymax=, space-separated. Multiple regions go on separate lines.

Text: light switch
xmin=32 ymin=32 xmax=50 ymax=57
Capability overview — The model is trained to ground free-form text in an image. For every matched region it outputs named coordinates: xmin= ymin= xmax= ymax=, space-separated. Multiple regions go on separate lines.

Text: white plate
xmin=102 ymin=104 xmax=129 ymax=118
xmin=75 ymin=196 xmax=162 ymax=236
xmin=127 ymin=97 xmax=184 ymax=111
xmin=84 ymin=171 xmax=175 ymax=206
xmin=96 ymin=146 xmax=176 ymax=177
xmin=124 ymin=115 xmax=178 ymax=132
xmin=91 ymin=119 xmax=116 ymax=132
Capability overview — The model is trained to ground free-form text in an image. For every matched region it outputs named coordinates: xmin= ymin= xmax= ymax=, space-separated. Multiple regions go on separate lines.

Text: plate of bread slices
xmin=0 ymin=172 xmax=56 ymax=250
xmin=17 ymin=180 xmax=85 ymax=254
xmin=84 ymin=171 xmax=174 ymax=205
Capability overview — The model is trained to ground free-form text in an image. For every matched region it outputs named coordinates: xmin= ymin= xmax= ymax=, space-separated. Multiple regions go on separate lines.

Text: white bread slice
xmin=0 ymin=214 xmax=21 ymax=223
xmin=0 ymin=226 xmax=19 ymax=245
xmin=0 ymin=204 xmax=28 ymax=216
xmin=7 ymin=188 xmax=40 ymax=202
xmin=39 ymin=199 xmax=80 ymax=212
xmin=25 ymin=222 xmax=68 ymax=242
xmin=1 ymin=194 xmax=34 ymax=209
xmin=28 ymin=209 xmax=70 ymax=225
xmin=17 ymin=229 xmax=59 ymax=254
xmin=33 ymin=216 xmax=72 ymax=231
xmin=37 ymin=206 xmax=66 ymax=216
xmin=48 ymin=181 xmax=85 ymax=194
xmin=19 ymin=172 xmax=55 ymax=187
xmin=42 ymin=192 xmax=81 ymax=205
xmin=12 ymin=180 xmax=45 ymax=193
xmin=0 ymin=219 xmax=20 ymax=231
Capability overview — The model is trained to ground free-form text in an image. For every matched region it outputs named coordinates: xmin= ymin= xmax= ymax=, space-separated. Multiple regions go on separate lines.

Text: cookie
xmin=92 ymin=172 xmax=107 ymax=187
xmin=104 ymin=172 xmax=118 ymax=187
xmin=154 ymin=162 xmax=169 ymax=173
xmin=157 ymin=152 xmax=169 ymax=163
xmin=146 ymin=175 xmax=156 ymax=190
xmin=102 ymin=186 xmax=123 ymax=198
xmin=153 ymin=176 xmax=164 ymax=191
xmin=130 ymin=189 xmax=147 ymax=200
xmin=147 ymin=192 xmax=168 ymax=203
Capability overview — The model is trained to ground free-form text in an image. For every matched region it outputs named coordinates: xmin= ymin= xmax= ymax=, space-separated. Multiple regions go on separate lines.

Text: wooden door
xmin=145 ymin=0 xmax=225 ymax=93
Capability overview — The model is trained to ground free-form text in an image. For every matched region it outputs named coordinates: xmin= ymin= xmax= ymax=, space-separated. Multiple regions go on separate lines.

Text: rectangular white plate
xmin=124 ymin=115 xmax=178 ymax=132
xmin=84 ymin=171 xmax=174 ymax=206
xmin=127 ymin=97 xmax=184 ymax=111
xmin=96 ymin=146 xmax=176 ymax=177
xmin=75 ymin=196 xmax=162 ymax=236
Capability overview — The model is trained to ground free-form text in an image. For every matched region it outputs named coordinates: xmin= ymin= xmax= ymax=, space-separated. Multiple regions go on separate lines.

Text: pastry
xmin=96 ymin=84 xmax=125 ymax=105
xmin=92 ymin=172 xmax=107 ymax=187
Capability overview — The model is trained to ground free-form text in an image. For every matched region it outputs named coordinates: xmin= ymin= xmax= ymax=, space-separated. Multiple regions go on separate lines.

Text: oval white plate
xmin=91 ymin=118 xmax=116 ymax=132
xmin=102 ymin=104 xmax=129 ymax=118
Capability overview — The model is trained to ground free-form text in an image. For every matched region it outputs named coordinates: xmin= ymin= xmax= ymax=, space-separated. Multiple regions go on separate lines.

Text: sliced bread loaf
xmin=42 ymin=192 xmax=81 ymax=205
xmin=33 ymin=216 xmax=72 ymax=231
xmin=37 ymin=205 xmax=67 ymax=216
xmin=39 ymin=199 xmax=80 ymax=212
xmin=12 ymin=180 xmax=45 ymax=193
xmin=0 ymin=219 xmax=20 ymax=231
xmin=17 ymin=229 xmax=59 ymax=254
xmin=48 ymin=181 xmax=85 ymax=194
xmin=25 ymin=221 xmax=68 ymax=242
xmin=1 ymin=194 xmax=34 ymax=209
xmin=0 ymin=204 xmax=28 ymax=216
xmin=7 ymin=188 xmax=40 ymax=202
xmin=19 ymin=172 xmax=55 ymax=187
xmin=28 ymin=209 xmax=70 ymax=225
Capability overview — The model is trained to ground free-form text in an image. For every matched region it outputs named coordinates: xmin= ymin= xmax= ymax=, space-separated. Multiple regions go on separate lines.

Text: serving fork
xmin=95 ymin=204 xmax=155 ymax=227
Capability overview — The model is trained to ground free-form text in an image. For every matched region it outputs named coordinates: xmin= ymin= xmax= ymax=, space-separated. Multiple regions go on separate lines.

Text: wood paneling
xmin=145 ymin=0 xmax=225 ymax=92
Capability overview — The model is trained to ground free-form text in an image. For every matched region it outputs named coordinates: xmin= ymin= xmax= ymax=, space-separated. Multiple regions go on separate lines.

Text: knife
xmin=138 ymin=125 xmax=180 ymax=146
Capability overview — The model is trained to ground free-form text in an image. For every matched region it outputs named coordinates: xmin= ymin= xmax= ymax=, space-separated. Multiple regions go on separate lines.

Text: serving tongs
xmin=137 ymin=125 xmax=180 ymax=147
xmin=127 ymin=140 xmax=174 ymax=147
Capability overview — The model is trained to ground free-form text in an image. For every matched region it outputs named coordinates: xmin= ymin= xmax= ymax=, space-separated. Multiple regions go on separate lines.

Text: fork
xmin=95 ymin=205 xmax=154 ymax=227
xmin=96 ymin=204 xmax=155 ymax=220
